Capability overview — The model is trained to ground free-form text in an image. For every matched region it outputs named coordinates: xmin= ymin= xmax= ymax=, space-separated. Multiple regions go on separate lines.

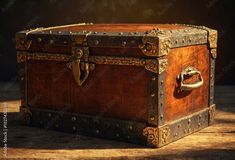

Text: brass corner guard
xmin=143 ymin=105 xmax=215 ymax=147
xmin=139 ymin=28 xmax=171 ymax=57
xmin=143 ymin=127 xmax=159 ymax=146
xmin=20 ymin=106 xmax=32 ymax=125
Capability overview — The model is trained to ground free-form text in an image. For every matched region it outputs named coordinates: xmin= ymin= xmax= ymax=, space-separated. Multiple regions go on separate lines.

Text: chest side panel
xmin=164 ymin=45 xmax=210 ymax=122
xmin=27 ymin=61 xmax=150 ymax=122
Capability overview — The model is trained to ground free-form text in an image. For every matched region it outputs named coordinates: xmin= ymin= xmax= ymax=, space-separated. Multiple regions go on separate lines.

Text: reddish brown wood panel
xmin=47 ymin=24 xmax=186 ymax=32
xmin=164 ymin=45 xmax=210 ymax=122
xmin=27 ymin=61 xmax=150 ymax=122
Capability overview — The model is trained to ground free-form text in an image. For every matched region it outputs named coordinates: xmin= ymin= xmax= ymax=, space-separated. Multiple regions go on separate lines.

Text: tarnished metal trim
xmin=209 ymin=104 xmax=216 ymax=125
xmin=87 ymin=34 xmax=143 ymax=48
xmin=209 ymin=57 xmax=215 ymax=105
xmin=20 ymin=106 xmax=32 ymax=125
xmin=139 ymin=27 xmax=208 ymax=57
xmin=169 ymin=28 xmax=208 ymax=48
xmin=20 ymin=25 xmax=209 ymax=55
xmin=143 ymin=127 xmax=158 ymax=146
xmin=27 ymin=107 xmax=147 ymax=145
xmin=207 ymin=29 xmax=218 ymax=49
xmin=26 ymin=31 xmax=144 ymax=48
xmin=15 ymin=28 xmax=47 ymax=50
xmin=27 ymin=31 xmax=90 ymax=46
xmin=139 ymin=29 xmax=171 ymax=57
xmin=16 ymin=51 xmax=162 ymax=73
xmin=143 ymin=107 xmax=212 ymax=147
xmin=17 ymin=51 xmax=70 ymax=62
xmin=158 ymin=59 xmax=168 ymax=74
xmin=16 ymin=23 xmax=93 ymax=50
xmin=15 ymin=35 xmax=32 ymax=50
xmin=22 ymin=105 xmax=214 ymax=147
xmin=148 ymin=72 xmax=158 ymax=125
xmin=147 ymin=58 xmax=167 ymax=126
xmin=157 ymin=69 xmax=166 ymax=126
xmin=210 ymin=48 xmax=217 ymax=59
xmin=174 ymin=24 xmax=218 ymax=58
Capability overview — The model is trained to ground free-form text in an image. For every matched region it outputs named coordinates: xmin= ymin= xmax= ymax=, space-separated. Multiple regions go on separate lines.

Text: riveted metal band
xmin=143 ymin=106 xmax=213 ymax=147
xmin=22 ymin=105 xmax=215 ymax=147
xmin=209 ymin=57 xmax=215 ymax=105
xmin=15 ymin=23 xmax=93 ymax=50
xmin=147 ymin=58 xmax=167 ymax=126
xmin=138 ymin=27 xmax=208 ymax=57
xmin=174 ymin=24 xmax=218 ymax=59
xmin=27 ymin=107 xmax=147 ymax=145
xmin=17 ymin=24 xmax=211 ymax=58
xmin=148 ymin=72 xmax=158 ymax=125
xmin=157 ymin=59 xmax=166 ymax=126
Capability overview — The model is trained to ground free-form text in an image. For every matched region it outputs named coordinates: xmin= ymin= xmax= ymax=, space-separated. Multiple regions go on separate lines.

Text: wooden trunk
xmin=16 ymin=23 xmax=217 ymax=147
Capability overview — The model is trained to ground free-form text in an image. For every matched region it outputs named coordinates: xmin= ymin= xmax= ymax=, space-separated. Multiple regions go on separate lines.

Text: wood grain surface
xmin=0 ymin=85 xmax=235 ymax=160
xmin=164 ymin=45 xmax=209 ymax=122
xmin=27 ymin=61 xmax=150 ymax=122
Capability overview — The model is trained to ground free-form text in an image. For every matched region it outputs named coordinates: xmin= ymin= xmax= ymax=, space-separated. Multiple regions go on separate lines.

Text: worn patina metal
xmin=27 ymin=107 xmax=147 ymax=145
xmin=17 ymin=51 xmax=164 ymax=74
xmin=143 ymin=106 xmax=214 ymax=147
xmin=209 ymin=58 xmax=216 ymax=105
xmin=22 ymin=104 xmax=215 ymax=147
xmin=174 ymin=24 xmax=218 ymax=59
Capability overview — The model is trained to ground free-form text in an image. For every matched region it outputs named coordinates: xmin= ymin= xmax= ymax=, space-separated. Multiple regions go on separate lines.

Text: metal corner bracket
xmin=209 ymin=104 xmax=216 ymax=125
xmin=139 ymin=29 xmax=171 ymax=57
xmin=143 ymin=105 xmax=215 ymax=147
xmin=20 ymin=105 xmax=32 ymax=125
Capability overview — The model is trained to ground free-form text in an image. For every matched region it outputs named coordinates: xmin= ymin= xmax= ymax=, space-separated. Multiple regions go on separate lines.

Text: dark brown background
xmin=0 ymin=0 xmax=234 ymax=84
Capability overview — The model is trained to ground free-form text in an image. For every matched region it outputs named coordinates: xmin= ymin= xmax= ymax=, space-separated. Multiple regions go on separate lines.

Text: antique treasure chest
xmin=16 ymin=23 xmax=217 ymax=147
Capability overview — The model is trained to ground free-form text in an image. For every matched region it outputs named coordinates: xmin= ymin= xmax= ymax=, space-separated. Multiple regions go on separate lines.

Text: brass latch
xmin=67 ymin=47 xmax=95 ymax=86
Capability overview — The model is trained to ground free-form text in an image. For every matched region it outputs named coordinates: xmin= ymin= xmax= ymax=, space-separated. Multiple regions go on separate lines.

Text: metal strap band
xmin=17 ymin=51 xmax=164 ymax=73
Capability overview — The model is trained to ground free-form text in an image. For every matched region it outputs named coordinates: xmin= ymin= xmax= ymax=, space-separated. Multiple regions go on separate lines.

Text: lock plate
xmin=67 ymin=47 xmax=95 ymax=86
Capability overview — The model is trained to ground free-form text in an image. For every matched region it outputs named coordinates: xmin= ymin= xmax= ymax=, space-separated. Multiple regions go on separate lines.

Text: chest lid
xmin=16 ymin=23 xmax=217 ymax=58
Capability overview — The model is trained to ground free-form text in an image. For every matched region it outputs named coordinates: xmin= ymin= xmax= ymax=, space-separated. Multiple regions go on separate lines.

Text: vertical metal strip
xmin=147 ymin=72 xmax=158 ymax=126
xmin=25 ymin=59 xmax=28 ymax=106
xmin=209 ymin=57 xmax=215 ymax=105
xmin=147 ymin=58 xmax=167 ymax=126
xmin=157 ymin=71 xmax=165 ymax=126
